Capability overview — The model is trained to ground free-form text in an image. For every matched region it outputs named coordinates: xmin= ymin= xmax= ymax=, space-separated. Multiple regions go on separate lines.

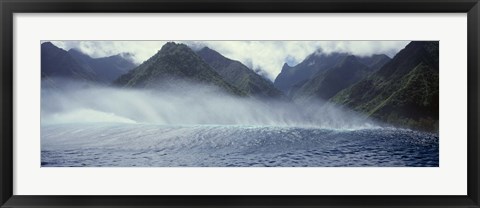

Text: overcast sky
xmin=50 ymin=40 xmax=410 ymax=81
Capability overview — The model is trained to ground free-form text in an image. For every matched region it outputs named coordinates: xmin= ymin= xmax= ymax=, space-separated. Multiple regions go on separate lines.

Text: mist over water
xmin=41 ymin=79 xmax=377 ymax=129
xmin=41 ymin=79 xmax=439 ymax=167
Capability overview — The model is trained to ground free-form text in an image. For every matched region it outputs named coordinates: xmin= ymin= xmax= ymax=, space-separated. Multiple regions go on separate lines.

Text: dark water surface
xmin=41 ymin=124 xmax=439 ymax=167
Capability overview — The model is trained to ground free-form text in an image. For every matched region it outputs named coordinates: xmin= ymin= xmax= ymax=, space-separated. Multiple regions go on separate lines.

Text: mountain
xmin=292 ymin=55 xmax=376 ymax=103
xmin=68 ymin=49 xmax=136 ymax=83
xmin=197 ymin=47 xmax=284 ymax=99
xmin=41 ymin=42 xmax=136 ymax=85
xmin=41 ymin=42 xmax=96 ymax=81
xmin=274 ymin=52 xmax=352 ymax=96
xmin=357 ymin=54 xmax=392 ymax=72
xmin=114 ymin=42 xmax=246 ymax=96
xmin=273 ymin=50 xmax=390 ymax=102
xmin=331 ymin=41 xmax=439 ymax=132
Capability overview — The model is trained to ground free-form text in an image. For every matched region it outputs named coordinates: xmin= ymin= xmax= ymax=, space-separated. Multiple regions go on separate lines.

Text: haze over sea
xmin=41 ymin=85 xmax=438 ymax=167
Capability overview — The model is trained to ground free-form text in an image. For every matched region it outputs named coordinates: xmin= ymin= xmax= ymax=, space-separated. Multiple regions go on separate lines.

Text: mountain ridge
xmin=68 ymin=48 xmax=137 ymax=83
xmin=292 ymin=54 xmax=375 ymax=103
xmin=114 ymin=42 xmax=247 ymax=96
xmin=41 ymin=42 xmax=97 ymax=81
xmin=273 ymin=52 xmax=391 ymax=98
xmin=197 ymin=47 xmax=285 ymax=99
xmin=41 ymin=42 xmax=136 ymax=84
xmin=331 ymin=41 xmax=439 ymax=132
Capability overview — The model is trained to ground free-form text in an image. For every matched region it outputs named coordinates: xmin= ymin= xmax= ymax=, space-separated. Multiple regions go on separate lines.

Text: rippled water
xmin=41 ymin=124 xmax=439 ymax=167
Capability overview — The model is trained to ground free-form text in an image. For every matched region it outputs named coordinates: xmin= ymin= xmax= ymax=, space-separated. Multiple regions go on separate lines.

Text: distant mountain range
xmin=289 ymin=54 xmax=391 ymax=103
xmin=41 ymin=42 xmax=136 ymax=84
xmin=68 ymin=49 xmax=136 ymax=83
xmin=274 ymin=52 xmax=348 ymax=96
xmin=41 ymin=42 xmax=97 ymax=81
xmin=41 ymin=41 xmax=439 ymax=132
xmin=274 ymin=52 xmax=391 ymax=100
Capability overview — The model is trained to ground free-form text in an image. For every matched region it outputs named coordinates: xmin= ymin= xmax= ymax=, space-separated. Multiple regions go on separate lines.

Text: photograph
xmin=40 ymin=40 xmax=439 ymax=167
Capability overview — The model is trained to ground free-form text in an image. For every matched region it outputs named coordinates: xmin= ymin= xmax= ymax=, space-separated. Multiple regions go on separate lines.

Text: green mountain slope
xmin=114 ymin=42 xmax=246 ymax=96
xmin=331 ymin=41 xmax=439 ymax=132
xmin=197 ymin=47 xmax=284 ymax=99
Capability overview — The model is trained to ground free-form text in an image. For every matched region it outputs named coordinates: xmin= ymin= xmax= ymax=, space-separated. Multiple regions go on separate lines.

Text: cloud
xmin=50 ymin=40 xmax=409 ymax=81
xmin=51 ymin=40 xmax=168 ymax=65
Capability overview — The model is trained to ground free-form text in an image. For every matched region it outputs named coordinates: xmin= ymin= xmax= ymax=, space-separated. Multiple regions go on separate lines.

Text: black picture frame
xmin=1 ymin=0 xmax=479 ymax=207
